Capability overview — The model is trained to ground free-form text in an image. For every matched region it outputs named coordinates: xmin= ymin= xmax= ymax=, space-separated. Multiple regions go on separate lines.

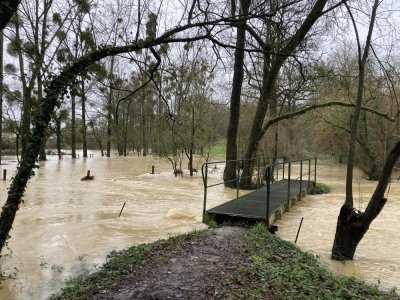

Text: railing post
xmin=266 ymin=165 xmax=271 ymax=227
xmin=236 ymin=161 xmax=240 ymax=198
xmin=283 ymin=160 xmax=285 ymax=180
xmin=202 ymin=163 xmax=208 ymax=222
xmin=308 ymin=159 xmax=311 ymax=189
xmin=299 ymin=160 xmax=303 ymax=200
xmin=314 ymin=157 xmax=317 ymax=186
xmin=257 ymin=159 xmax=261 ymax=188
xmin=287 ymin=162 xmax=291 ymax=207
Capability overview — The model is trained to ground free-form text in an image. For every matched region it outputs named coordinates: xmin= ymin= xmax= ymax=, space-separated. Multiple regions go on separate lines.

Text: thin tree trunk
xmin=56 ymin=119 xmax=62 ymax=159
xmin=16 ymin=15 xmax=31 ymax=161
xmin=107 ymin=57 xmax=115 ymax=157
xmin=71 ymin=93 xmax=77 ymax=158
xmin=81 ymin=79 xmax=88 ymax=158
xmin=332 ymin=0 xmax=380 ymax=260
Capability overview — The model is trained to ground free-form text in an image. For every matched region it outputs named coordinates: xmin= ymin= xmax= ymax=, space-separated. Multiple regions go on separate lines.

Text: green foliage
xmin=146 ymin=12 xmax=157 ymax=40
xmin=56 ymin=48 xmax=69 ymax=63
xmin=52 ymin=13 xmax=62 ymax=25
xmin=81 ymin=29 xmax=96 ymax=49
xmin=207 ymin=139 xmax=226 ymax=155
xmin=74 ymin=0 xmax=91 ymax=14
xmin=6 ymin=37 xmax=21 ymax=57
xmin=208 ymin=220 xmax=218 ymax=229
xmin=311 ymin=182 xmax=331 ymax=194
xmin=4 ymin=63 xmax=17 ymax=73
xmin=220 ymin=224 xmax=398 ymax=299
xmin=23 ymin=41 xmax=35 ymax=56
xmin=55 ymin=30 xmax=67 ymax=42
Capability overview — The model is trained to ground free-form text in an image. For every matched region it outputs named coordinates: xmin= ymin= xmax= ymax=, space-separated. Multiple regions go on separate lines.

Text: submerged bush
xmin=311 ymin=182 xmax=331 ymax=194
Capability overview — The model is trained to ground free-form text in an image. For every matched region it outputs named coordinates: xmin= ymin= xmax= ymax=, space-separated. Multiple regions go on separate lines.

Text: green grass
xmin=219 ymin=224 xmax=398 ymax=299
xmin=52 ymin=225 xmax=398 ymax=299
xmin=208 ymin=139 xmax=226 ymax=155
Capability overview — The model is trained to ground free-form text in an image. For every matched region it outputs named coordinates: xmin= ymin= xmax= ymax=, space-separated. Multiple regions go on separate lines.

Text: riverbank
xmin=51 ymin=224 xmax=398 ymax=299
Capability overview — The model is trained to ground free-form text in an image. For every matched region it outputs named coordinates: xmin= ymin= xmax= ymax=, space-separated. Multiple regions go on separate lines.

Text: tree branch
xmin=260 ymin=101 xmax=395 ymax=137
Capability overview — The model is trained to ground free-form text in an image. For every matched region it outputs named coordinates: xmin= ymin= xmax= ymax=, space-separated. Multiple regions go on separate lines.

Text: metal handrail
xmin=264 ymin=157 xmax=317 ymax=226
xmin=202 ymin=157 xmax=317 ymax=225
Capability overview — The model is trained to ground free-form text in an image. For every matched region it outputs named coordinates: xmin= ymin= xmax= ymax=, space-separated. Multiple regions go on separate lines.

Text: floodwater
xmin=0 ymin=153 xmax=232 ymax=299
xmin=0 ymin=155 xmax=398 ymax=298
xmin=276 ymin=159 xmax=400 ymax=291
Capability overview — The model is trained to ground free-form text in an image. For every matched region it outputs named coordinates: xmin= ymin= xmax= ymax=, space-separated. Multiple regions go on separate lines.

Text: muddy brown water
xmin=0 ymin=155 xmax=398 ymax=298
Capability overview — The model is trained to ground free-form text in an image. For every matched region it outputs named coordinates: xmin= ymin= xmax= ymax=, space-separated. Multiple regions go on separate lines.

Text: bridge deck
xmin=205 ymin=179 xmax=312 ymax=224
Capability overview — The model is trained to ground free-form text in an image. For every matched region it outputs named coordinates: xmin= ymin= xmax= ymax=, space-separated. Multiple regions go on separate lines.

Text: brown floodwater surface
xmin=0 ymin=153 xmax=232 ymax=299
xmin=275 ymin=160 xmax=400 ymax=290
xmin=0 ymin=156 xmax=399 ymax=298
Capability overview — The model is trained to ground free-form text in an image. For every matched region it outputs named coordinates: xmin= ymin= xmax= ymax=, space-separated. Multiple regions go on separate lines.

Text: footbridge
xmin=201 ymin=158 xmax=317 ymax=228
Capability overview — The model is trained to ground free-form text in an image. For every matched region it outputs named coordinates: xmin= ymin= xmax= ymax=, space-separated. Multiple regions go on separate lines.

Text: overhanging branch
xmin=260 ymin=101 xmax=395 ymax=137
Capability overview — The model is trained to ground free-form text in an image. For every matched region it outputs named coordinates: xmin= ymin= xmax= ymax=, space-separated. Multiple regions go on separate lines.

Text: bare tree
xmin=331 ymin=0 xmax=384 ymax=260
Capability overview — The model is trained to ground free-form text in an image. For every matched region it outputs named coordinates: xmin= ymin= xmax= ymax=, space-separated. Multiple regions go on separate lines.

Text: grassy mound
xmin=51 ymin=224 xmax=398 ymax=299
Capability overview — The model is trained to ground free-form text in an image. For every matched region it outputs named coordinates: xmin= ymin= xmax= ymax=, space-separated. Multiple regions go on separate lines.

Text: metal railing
xmin=201 ymin=157 xmax=317 ymax=225
xmin=264 ymin=158 xmax=317 ymax=226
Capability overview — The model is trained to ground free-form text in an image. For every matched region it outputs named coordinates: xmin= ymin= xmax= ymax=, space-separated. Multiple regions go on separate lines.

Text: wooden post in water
xmin=151 ymin=165 xmax=155 ymax=174
xmin=3 ymin=169 xmax=6 ymax=181
xmin=119 ymin=202 xmax=126 ymax=217
xmin=295 ymin=217 xmax=304 ymax=244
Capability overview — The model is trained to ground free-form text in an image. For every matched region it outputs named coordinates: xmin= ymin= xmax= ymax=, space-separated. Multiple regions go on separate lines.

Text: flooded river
xmin=0 ymin=155 xmax=399 ymax=298
xmin=276 ymin=159 xmax=400 ymax=291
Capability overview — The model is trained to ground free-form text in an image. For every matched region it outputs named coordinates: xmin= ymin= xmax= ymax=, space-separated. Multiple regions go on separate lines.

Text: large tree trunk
xmin=223 ymin=0 xmax=251 ymax=187
xmin=239 ymin=0 xmax=331 ymax=189
xmin=0 ymin=30 xmax=3 ymax=164
xmin=332 ymin=140 xmax=400 ymax=260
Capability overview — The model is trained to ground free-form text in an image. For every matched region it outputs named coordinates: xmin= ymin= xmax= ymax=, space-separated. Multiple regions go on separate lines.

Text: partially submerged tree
xmin=330 ymin=0 xmax=398 ymax=261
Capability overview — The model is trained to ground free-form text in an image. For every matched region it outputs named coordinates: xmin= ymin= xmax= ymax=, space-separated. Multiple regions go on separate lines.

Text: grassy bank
xmin=51 ymin=224 xmax=398 ymax=299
